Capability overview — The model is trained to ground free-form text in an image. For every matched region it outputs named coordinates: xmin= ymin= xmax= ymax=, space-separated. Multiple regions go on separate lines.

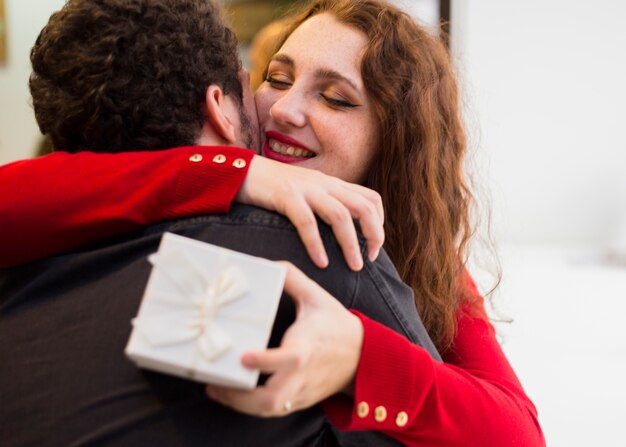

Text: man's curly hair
xmin=29 ymin=0 xmax=243 ymax=153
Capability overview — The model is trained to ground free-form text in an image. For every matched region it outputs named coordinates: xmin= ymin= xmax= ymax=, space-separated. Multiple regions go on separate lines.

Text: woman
xmin=208 ymin=2 xmax=544 ymax=445
xmin=0 ymin=0 xmax=544 ymax=445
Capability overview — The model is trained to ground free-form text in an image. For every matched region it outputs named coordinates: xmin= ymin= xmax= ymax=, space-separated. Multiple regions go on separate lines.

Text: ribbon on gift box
xmin=132 ymin=249 xmax=249 ymax=361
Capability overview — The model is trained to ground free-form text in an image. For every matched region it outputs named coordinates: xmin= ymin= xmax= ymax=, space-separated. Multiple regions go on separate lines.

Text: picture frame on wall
xmin=223 ymin=0 xmax=451 ymax=46
xmin=0 ymin=0 xmax=7 ymax=64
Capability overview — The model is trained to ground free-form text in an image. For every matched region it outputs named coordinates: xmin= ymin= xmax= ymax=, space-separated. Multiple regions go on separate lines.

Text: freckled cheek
xmin=351 ymin=125 xmax=379 ymax=175
xmin=322 ymin=123 xmax=367 ymax=166
xmin=358 ymin=111 xmax=381 ymax=154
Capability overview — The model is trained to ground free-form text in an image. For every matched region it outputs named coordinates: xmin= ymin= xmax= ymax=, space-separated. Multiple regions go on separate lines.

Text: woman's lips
xmin=263 ymin=131 xmax=317 ymax=163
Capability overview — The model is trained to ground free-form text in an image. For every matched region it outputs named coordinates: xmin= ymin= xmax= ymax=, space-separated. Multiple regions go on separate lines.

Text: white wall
xmin=453 ymin=0 xmax=626 ymax=247
xmin=388 ymin=0 xmax=440 ymax=31
xmin=451 ymin=3 xmax=626 ymax=446
xmin=0 ymin=0 xmax=66 ymax=165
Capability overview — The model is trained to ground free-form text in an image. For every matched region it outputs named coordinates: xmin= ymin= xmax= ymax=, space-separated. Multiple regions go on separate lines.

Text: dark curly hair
xmin=29 ymin=0 xmax=243 ymax=153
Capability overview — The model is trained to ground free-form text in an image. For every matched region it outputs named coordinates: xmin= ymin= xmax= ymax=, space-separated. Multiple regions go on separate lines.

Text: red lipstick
xmin=263 ymin=130 xmax=317 ymax=164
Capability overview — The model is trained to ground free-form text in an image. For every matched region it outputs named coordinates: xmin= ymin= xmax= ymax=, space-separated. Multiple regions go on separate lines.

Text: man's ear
xmin=204 ymin=85 xmax=237 ymax=144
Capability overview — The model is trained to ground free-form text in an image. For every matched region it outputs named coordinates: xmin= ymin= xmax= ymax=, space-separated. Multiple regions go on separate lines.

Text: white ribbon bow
xmin=133 ymin=249 xmax=249 ymax=362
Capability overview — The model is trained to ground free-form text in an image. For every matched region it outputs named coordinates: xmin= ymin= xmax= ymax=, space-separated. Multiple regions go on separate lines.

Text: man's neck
xmin=195 ymin=130 xmax=230 ymax=148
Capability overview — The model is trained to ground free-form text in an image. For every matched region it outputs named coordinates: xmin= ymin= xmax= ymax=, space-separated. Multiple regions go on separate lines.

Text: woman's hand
xmin=235 ymin=155 xmax=384 ymax=271
xmin=205 ymin=261 xmax=364 ymax=416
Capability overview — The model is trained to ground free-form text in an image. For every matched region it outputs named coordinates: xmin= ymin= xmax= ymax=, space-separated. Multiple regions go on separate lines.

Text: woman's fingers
xmin=284 ymin=187 xmax=366 ymax=271
xmin=282 ymin=197 xmax=329 ymax=268
xmin=303 ymin=178 xmax=384 ymax=267
xmin=328 ymin=186 xmax=385 ymax=262
xmin=344 ymin=182 xmax=385 ymax=224
xmin=282 ymin=191 xmax=368 ymax=271
xmin=279 ymin=260 xmax=315 ymax=294
xmin=207 ymin=356 xmax=305 ymax=416
xmin=237 ymin=157 xmax=385 ymax=269
xmin=307 ymin=194 xmax=363 ymax=271
xmin=206 ymin=382 xmax=292 ymax=417
xmin=206 ymin=358 xmax=302 ymax=417
xmin=241 ymin=347 xmax=301 ymax=373
xmin=206 ymin=262 xmax=364 ymax=418
xmin=241 ymin=262 xmax=318 ymax=372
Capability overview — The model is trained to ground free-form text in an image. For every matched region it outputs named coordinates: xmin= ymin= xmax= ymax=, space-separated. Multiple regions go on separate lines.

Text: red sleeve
xmin=0 ymin=146 xmax=254 ymax=268
xmin=321 ymin=297 xmax=545 ymax=446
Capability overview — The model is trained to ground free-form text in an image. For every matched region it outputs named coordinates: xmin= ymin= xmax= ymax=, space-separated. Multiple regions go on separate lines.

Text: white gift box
xmin=125 ymin=232 xmax=286 ymax=389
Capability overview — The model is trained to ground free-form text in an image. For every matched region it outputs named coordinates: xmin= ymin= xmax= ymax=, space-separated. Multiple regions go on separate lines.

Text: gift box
xmin=125 ymin=232 xmax=286 ymax=389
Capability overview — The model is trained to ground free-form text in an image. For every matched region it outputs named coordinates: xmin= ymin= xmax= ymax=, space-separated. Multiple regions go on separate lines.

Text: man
xmin=0 ymin=1 xmax=438 ymax=446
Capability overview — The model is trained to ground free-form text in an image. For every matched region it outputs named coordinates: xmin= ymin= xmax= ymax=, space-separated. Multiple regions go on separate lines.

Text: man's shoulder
xmin=139 ymin=204 xmax=357 ymax=279
xmin=133 ymin=204 xmax=359 ymax=301
xmin=147 ymin=204 xmax=297 ymax=235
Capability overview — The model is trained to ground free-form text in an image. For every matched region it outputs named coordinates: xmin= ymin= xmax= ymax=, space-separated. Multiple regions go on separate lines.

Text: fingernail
xmin=352 ymin=254 xmax=363 ymax=271
xmin=368 ymin=249 xmax=380 ymax=262
xmin=317 ymin=251 xmax=329 ymax=268
xmin=241 ymin=353 xmax=255 ymax=367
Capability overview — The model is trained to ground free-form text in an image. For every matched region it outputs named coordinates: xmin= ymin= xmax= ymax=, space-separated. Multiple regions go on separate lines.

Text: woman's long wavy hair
xmin=277 ymin=0 xmax=476 ymax=350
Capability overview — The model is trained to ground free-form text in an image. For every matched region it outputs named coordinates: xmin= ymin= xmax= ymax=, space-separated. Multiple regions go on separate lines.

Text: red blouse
xmin=0 ymin=148 xmax=544 ymax=446
xmin=0 ymin=146 xmax=253 ymax=268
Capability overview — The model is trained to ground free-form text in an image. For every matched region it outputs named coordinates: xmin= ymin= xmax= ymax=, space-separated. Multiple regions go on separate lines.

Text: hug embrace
xmin=0 ymin=0 xmax=544 ymax=446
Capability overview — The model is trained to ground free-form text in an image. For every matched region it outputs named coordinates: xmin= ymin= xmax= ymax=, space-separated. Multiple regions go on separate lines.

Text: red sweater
xmin=0 ymin=148 xmax=544 ymax=446
xmin=0 ymin=147 xmax=254 ymax=268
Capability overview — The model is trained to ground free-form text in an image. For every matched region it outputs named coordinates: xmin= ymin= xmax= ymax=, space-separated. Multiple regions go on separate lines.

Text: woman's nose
xmin=269 ymin=88 xmax=307 ymax=128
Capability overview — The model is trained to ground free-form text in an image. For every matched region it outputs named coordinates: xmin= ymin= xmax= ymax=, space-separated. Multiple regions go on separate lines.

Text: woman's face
xmin=255 ymin=13 xmax=380 ymax=184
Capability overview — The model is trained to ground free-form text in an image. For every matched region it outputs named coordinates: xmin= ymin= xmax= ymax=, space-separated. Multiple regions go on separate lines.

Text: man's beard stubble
xmin=238 ymin=106 xmax=258 ymax=152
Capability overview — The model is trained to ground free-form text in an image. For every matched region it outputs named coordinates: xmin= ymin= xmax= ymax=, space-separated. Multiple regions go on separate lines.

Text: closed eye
xmin=265 ymin=75 xmax=292 ymax=89
xmin=320 ymin=93 xmax=358 ymax=109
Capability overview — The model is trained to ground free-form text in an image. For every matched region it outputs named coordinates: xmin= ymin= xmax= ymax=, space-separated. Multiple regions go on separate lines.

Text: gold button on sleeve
xmin=395 ymin=411 xmax=408 ymax=427
xmin=189 ymin=153 xmax=203 ymax=162
xmin=212 ymin=154 xmax=226 ymax=164
xmin=232 ymin=158 xmax=247 ymax=168
xmin=356 ymin=402 xmax=369 ymax=419
xmin=374 ymin=405 xmax=387 ymax=423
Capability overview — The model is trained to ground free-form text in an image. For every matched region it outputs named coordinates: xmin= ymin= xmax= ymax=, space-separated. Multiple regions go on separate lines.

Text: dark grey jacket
xmin=0 ymin=205 xmax=439 ymax=447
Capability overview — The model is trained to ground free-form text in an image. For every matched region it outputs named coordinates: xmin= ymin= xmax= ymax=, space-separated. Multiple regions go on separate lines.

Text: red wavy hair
xmin=280 ymin=0 xmax=475 ymax=350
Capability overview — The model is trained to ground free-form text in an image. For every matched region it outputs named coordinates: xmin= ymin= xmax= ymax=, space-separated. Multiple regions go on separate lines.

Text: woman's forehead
xmin=277 ymin=13 xmax=367 ymax=88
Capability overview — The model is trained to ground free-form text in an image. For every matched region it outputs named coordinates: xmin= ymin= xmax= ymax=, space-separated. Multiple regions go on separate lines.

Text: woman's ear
xmin=204 ymin=85 xmax=237 ymax=144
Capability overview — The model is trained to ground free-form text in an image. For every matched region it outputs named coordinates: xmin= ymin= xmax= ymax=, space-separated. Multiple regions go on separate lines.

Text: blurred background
xmin=0 ymin=1 xmax=624 ymax=445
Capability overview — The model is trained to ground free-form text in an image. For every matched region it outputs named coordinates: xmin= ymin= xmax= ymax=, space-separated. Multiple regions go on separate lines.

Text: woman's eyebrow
xmin=270 ymin=53 xmax=294 ymax=67
xmin=314 ymin=68 xmax=359 ymax=91
xmin=270 ymin=53 xmax=360 ymax=92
